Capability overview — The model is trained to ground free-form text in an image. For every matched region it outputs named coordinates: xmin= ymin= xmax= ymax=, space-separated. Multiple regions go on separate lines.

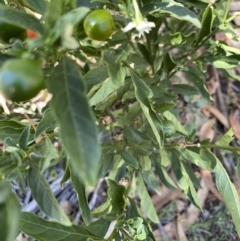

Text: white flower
xmin=123 ymin=0 xmax=155 ymax=38
xmin=123 ymin=19 xmax=156 ymax=37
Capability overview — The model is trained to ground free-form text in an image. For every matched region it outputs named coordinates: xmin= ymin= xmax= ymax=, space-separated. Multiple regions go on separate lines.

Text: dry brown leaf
xmin=152 ymin=185 xmax=183 ymax=211
xmin=205 ymin=103 xmax=229 ymax=129
xmin=198 ymin=118 xmax=215 ymax=142
xmin=229 ymin=109 xmax=240 ymax=139
xmin=176 ymin=218 xmax=188 ymax=241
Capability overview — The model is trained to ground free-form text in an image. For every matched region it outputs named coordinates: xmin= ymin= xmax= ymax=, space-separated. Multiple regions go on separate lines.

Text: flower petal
xmin=123 ymin=22 xmax=137 ymax=32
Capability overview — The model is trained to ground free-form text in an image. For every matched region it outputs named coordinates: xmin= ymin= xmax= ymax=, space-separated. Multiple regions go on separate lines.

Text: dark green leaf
xmin=89 ymin=78 xmax=122 ymax=106
xmin=19 ymin=125 xmax=31 ymax=150
xmin=103 ymin=49 xmax=126 ymax=85
xmin=18 ymin=0 xmax=47 ymax=14
xmin=106 ymin=179 xmax=126 ymax=218
xmin=181 ymin=148 xmax=214 ymax=171
xmin=172 ymin=84 xmax=199 ymax=96
xmin=60 ymin=164 xmax=70 ymax=187
xmin=0 ymin=181 xmax=20 ymax=241
xmin=152 ymin=154 xmax=176 ymax=190
xmin=91 ymin=199 xmax=111 ymax=218
xmin=84 ymin=66 xmax=108 ymax=92
xmin=137 ymin=174 xmax=159 ymax=223
xmin=172 ymin=151 xmax=201 ymax=209
xmin=0 ymin=121 xmax=32 ymax=142
xmin=199 ymin=149 xmax=217 ymax=170
xmin=116 ymin=104 xmax=141 ymax=126
xmin=35 ymin=137 xmax=59 ymax=172
xmin=70 ymin=167 xmax=91 ymax=226
xmin=27 ymin=162 xmax=71 ymax=226
xmin=20 ymin=212 xmax=105 ymax=241
xmin=128 ymin=198 xmax=156 ymax=241
xmin=163 ymin=111 xmax=188 ymax=136
xmin=183 ymin=70 xmax=213 ymax=101
xmin=120 ymin=150 xmax=139 ymax=169
xmin=88 ymin=218 xmax=111 ymax=238
xmin=131 ymin=70 xmax=164 ymax=149
xmin=163 ymin=53 xmax=176 ymax=76
xmin=47 ymin=57 xmax=101 ymax=186
xmin=183 ymin=163 xmax=201 ymax=189
xmin=35 ymin=108 xmax=57 ymax=139
xmin=96 ymin=81 xmax=131 ymax=110
xmin=0 ymin=5 xmax=43 ymax=34
xmin=142 ymin=2 xmax=201 ymax=28
xmin=195 ymin=5 xmax=215 ymax=46
xmin=142 ymin=171 xmax=161 ymax=193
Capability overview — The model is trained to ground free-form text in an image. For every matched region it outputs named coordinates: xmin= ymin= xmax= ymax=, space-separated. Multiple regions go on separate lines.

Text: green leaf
xmin=0 ymin=121 xmax=33 ymax=143
xmin=142 ymin=171 xmax=161 ymax=193
xmin=199 ymin=149 xmax=217 ymax=170
xmin=213 ymin=59 xmax=238 ymax=69
xmin=172 ymin=151 xmax=201 ymax=209
xmin=96 ymin=81 xmax=131 ymax=110
xmin=116 ymin=104 xmax=142 ymax=126
xmin=183 ymin=70 xmax=213 ymax=101
xmin=128 ymin=198 xmax=156 ymax=241
xmin=159 ymin=149 xmax=171 ymax=167
xmin=106 ymin=179 xmax=126 ymax=218
xmin=120 ymin=150 xmax=139 ymax=169
xmin=103 ymin=49 xmax=127 ymax=85
xmin=137 ymin=174 xmax=159 ymax=223
xmin=195 ymin=5 xmax=215 ymax=46
xmin=50 ymin=7 xmax=90 ymax=49
xmin=70 ymin=167 xmax=91 ymax=226
xmin=0 ymin=181 xmax=20 ymax=241
xmin=163 ymin=111 xmax=188 ymax=136
xmin=47 ymin=57 xmax=101 ymax=186
xmin=88 ymin=218 xmax=111 ymax=238
xmin=35 ymin=137 xmax=59 ymax=172
xmin=18 ymin=0 xmax=47 ymax=14
xmin=142 ymin=2 xmax=201 ymax=28
xmin=152 ymin=154 xmax=176 ymax=190
xmin=19 ymin=212 xmax=105 ymax=241
xmin=60 ymin=164 xmax=71 ymax=187
xmin=89 ymin=78 xmax=122 ymax=106
xmin=35 ymin=108 xmax=57 ymax=139
xmin=0 ymin=5 xmax=43 ymax=34
xmin=172 ymin=84 xmax=199 ymax=96
xmin=221 ymin=68 xmax=240 ymax=81
xmin=181 ymin=148 xmax=215 ymax=171
xmin=215 ymin=128 xmax=235 ymax=147
xmin=131 ymin=70 xmax=164 ymax=149
xmin=91 ymin=199 xmax=111 ymax=218
xmin=27 ymin=162 xmax=71 ymax=226
xmin=84 ymin=66 xmax=108 ymax=92
xmin=183 ymin=163 xmax=201 ymax=189
xmin=163 ymin=53 xmax=176 ymax=76
xmin=19 ymin=125 xmax=31 ymax=150
xmin=213 ymin=154 xmax=240 ymax=237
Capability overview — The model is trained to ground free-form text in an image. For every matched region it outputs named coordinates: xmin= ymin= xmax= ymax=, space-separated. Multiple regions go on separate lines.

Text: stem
xmin=223 ymin=0 xmax=232 ymax=23
xmin=165 ymin=142 xmax=240 ymax=153
xmin=133 ymin=0 xmax=142 ymax=21
xmin=199 ymin=144 xmax=240 ymax=152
